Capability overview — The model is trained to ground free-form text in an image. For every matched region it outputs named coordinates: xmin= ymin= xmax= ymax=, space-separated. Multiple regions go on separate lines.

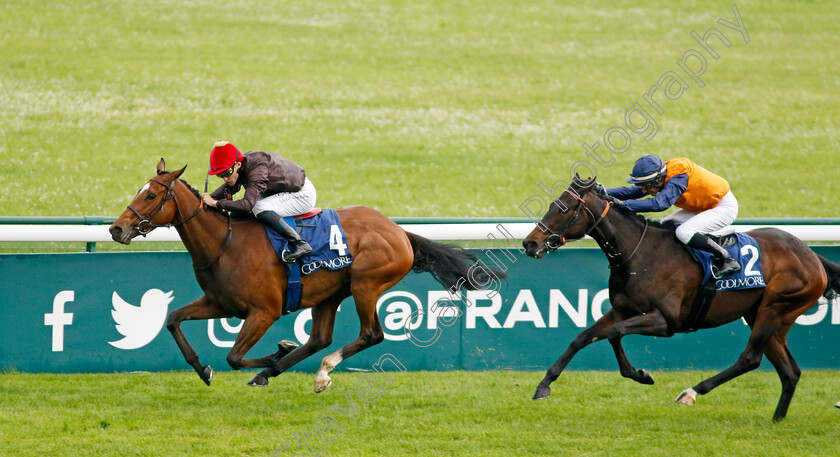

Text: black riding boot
xmin=257 ymin=211 xmax=313 ymax=263
xmin=687 ymin=233 xmax=741 ymax=279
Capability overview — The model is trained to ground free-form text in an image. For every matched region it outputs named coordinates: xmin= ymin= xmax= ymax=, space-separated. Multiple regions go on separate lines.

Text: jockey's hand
xmin=594 ymin=184 xmax=608 ymax=197
xmin=609 ymin=197 xmax=624 ymax=209
xmin=201 ymin=193 xmax=217 ymax=208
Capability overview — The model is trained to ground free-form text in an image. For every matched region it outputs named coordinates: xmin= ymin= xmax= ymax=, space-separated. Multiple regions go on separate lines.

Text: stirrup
xmin=281 ymin=242 xmax=312 ymax=263
xmin=712 ymin=261 xmax=741 ymax=279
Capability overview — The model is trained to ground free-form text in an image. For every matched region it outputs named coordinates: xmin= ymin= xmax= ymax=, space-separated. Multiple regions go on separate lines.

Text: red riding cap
xmin=208 ymin=141 xmax=242 ymax=175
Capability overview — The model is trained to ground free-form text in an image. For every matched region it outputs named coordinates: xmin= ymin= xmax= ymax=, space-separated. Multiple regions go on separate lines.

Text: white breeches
xmin=251 ymin=178 xmax=317 ymax=217
xmin=663 ymin=191 xmax=738 ymax=244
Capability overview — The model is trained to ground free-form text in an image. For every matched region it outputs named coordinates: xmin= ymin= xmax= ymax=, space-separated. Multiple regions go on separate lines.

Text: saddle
xmin=708 ymin=232 xmax=737 ymax=249
xmin=293 ymin=208 xmax=322 ymax=221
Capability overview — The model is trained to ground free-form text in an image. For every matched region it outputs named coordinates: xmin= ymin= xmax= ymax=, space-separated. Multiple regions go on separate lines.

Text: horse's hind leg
xmin=166 ymin=296 xmax=227 ymax=386
xmin=313 ymin=290 xmax=385 ymax=393
xmin=762 ymin=328 xmax=801 ymax=421
xmin=677 ymin=308 xmax=782 ymax=408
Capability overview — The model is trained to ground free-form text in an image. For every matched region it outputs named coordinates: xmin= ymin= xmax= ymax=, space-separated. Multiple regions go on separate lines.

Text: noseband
xmin=544 ymin=189 xmax=611 ymax=250
xmin=126 ymin=177 xmax=201 ymax=236
xmin=543 ymin=188 xmax=648 ymax=269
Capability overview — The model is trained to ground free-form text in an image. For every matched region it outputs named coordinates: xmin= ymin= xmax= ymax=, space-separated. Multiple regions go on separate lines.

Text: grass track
xmin=1 ymin=370 xmax=839 ymax=456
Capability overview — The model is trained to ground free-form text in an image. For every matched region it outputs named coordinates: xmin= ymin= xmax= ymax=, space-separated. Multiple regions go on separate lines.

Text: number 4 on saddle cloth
xmin=688 ymin=232 xmax=766 ymax=291
xmin=263 ymin=208 xmax=354 ymax=315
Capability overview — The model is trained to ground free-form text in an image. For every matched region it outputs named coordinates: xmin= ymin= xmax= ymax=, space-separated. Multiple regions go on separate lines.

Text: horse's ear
xmin=156 ymin=158 xmax=166 ymax=175
xmin=169 ymin=165 xmax=187 ymax=180
xmin=573 ymin=173 xmax=597 ymax=192
xmin=572 ymin=173 xmax=588 ymax=187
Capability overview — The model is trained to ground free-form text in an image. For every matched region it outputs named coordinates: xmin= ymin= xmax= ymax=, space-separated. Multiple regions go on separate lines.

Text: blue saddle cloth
xmin=688 ymin=232 xmax=766 ymax=291
xmin=264 ymin=209 xmax=354 ymax=275
xmin=264 ymin=209 xmax=353 ymax=315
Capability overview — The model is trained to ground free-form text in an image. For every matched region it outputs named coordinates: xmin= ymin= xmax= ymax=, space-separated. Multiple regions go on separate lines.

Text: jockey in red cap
xmin=202 ymin=141 xmax=314 ymax=262
xmin=602 ymin=155 xmax=740 ymax=279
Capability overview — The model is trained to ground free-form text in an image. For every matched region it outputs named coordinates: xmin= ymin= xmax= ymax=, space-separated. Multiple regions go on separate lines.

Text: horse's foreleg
xmin=249 ymin=298 xmax=340 ymax=387
xmin=606 ymin=308 xmax=674 ymax=385
xmin=224 ymin=311 xmax=278 ymax=371
xmin=166 ymin=296 xmax=227 ymax=386
xmin=246 ymin=341 xmax=298 ymax=385
xmin=533 ymin=309 xmax=623 ymax=400
xmin=609 ymin=338 xmax=654 ymax=385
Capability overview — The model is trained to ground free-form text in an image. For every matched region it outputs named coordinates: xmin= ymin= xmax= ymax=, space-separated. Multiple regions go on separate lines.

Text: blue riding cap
xmin=627 ymin=155 xmax=667 ymax=183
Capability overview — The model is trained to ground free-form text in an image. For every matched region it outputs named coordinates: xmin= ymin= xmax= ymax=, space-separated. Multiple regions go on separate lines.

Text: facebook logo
xmin=44 ymin=291 xmax=74 ymax=352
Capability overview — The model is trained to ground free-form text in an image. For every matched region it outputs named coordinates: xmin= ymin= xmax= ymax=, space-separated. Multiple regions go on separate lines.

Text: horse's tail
xmin=405 ymin=231 xmax=507 ymax=290
xmin=818 ymin=254 xmax=840 ymax=298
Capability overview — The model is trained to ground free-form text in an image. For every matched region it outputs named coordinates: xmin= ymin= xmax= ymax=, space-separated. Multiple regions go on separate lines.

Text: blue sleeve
xmin=606 ymin=185 xmax=645 ymax=200
xmin=622 ymin=174 xmax=689 ymax=213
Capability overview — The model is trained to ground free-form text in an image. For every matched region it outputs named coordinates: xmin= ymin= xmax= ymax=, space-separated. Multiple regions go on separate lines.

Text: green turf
xmin=1 ymin=370 xmax=839 ymax=457
xmin=1 ymin=0 xmax=838 ymax=223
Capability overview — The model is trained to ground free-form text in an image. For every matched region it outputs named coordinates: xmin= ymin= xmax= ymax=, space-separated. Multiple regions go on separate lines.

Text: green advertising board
xmin=2 ymin=247 xmax=839 ymax=374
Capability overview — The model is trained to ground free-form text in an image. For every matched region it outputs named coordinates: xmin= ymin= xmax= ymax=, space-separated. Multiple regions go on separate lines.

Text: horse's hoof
xmin=638 ymin=369 xmax=655 ymax=385
xmin=675 ymin=388 xmax=697 ymax=405
xmin=533 ymin=385 xmax=551 ymax=400
xmin=835 ymin=401 xmax=840 ymax=409
xmin=200 ymin=365 xmax=213 ymax=386
xmin=248 ymin=375 xmax=269 ymax=387
xmin=279 ymin=340 xmax=299 ymax=354
xmin=314 ymin=378 xmax=332 ymax=393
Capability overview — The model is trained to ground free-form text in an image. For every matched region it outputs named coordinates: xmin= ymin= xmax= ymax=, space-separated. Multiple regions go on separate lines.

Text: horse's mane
xmin=570 ymin=177 xmax=674 ymax=232
xmin=178 ymin=179 xmax=255 ymax=220
xmin=179 ymin=179 xmax=202 ymax=199
xmin=611 ymin=203 xmax=675 ymax=231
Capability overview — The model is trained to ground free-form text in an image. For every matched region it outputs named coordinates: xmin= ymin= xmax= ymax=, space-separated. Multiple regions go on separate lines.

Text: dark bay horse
xmin=522 ymin=176 xmax=840 ymax=420
xmin=109 ymin=159 xmax=498 ymax=392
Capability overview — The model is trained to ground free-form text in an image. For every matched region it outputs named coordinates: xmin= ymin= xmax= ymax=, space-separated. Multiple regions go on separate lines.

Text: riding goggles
xmin=635 ymin=179 xmax=662 ymax=190
xmin=217 ymin=165 xmax=236 ymax=178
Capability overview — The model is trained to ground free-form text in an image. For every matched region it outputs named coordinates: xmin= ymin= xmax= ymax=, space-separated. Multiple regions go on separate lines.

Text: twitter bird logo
xmin=109 ymin=289 xmax=174 ymax=350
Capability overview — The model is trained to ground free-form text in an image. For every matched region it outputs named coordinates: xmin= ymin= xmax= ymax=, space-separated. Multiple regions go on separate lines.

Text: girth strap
xmin=678 ymin=280 xmax=717 ymax=333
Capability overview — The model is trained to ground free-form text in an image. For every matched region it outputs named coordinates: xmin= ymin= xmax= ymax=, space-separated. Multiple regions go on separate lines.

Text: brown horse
xmin=109 ymin=159 xmax=498 ymax=391
xmin=522 ymin=176 xmax=840 ymax=421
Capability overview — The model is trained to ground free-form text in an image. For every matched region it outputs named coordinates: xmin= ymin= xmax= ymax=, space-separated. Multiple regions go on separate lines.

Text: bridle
xmin=126 ymin=176 xmax=232 ymax=270
xmin=126 ymin=177 xmax=202 ymax=236
xmin=542 ymin=188 xmax=647 ymax=269
xmin=544 ymin=189 xmax=611 ymax=250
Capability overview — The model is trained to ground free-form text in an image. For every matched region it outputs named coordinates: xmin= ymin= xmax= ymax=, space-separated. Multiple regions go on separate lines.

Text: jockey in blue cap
xmin=602 ymin=155 xmax=741 ymax=279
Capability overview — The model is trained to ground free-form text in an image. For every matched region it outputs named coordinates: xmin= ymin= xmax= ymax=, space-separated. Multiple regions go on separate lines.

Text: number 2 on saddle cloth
xmin=681 ymin=232 xmax=766 ymax=332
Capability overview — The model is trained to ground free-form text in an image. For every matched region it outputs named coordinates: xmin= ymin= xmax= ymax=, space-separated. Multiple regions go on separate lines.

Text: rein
xmin=606 ymin=218 xmax=647 ymax=269
xmin=543 ymin=188 xmax=648 ymax=269
xmin=192 ymin=214 xmax=232 ymax=271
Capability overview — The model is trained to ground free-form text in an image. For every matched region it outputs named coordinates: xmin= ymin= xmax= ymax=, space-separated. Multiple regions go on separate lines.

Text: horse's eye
xmin=147 ymin=193 xmax=157 ymax=200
